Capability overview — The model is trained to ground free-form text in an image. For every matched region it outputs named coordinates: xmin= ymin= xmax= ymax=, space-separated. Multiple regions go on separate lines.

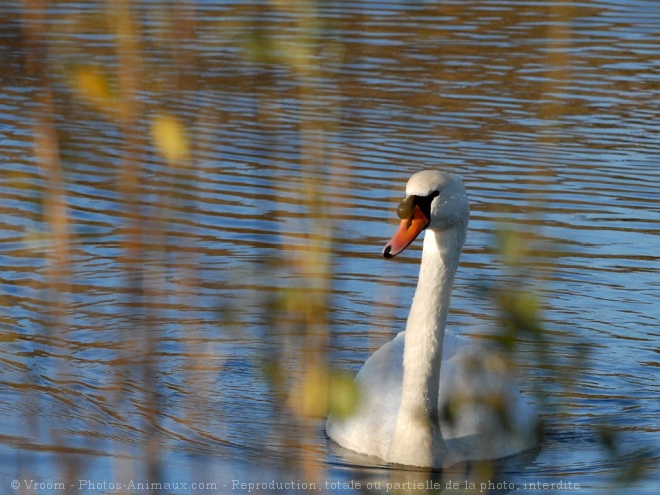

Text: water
xmin=1 ymin=0 xmax=659 ymax=493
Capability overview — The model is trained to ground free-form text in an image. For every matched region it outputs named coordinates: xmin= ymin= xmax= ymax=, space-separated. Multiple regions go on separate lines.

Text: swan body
xmin=326 ymin=170 xmax=539 ymax=468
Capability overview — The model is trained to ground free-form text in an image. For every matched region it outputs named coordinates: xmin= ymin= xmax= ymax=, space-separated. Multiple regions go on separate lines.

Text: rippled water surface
xmin=1 ymin=1 xmax=659 ymax=494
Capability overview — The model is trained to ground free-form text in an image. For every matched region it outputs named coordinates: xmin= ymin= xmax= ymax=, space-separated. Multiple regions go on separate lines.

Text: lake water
xmin=1 ymin=0 xmax=659 ymax=494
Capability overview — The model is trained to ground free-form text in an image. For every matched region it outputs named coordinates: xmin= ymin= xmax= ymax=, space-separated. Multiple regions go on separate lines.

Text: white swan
xmin=326 ymin=170 xmax=540 ymax=468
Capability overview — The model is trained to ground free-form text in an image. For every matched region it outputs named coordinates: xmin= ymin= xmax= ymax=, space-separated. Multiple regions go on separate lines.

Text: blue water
xmin=1 ymin=1 xmax=659 ymax=494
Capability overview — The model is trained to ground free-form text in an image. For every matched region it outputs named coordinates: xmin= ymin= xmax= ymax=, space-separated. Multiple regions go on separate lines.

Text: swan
xmin=326 ymin=170 xmax=540 ymax=468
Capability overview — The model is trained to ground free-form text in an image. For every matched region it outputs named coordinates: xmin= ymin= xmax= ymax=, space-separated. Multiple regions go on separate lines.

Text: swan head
xmin=383 ymin=170 xmax=469 ymax=258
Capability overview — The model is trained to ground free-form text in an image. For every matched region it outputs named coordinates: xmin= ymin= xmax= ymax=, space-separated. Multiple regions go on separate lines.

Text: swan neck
xmin=387 ymin=227 xmax=464 ymax=465
xmin=405 ymin=228 xmax=462 ymax=410
xmin=411 ymin=228 xmax=463 ymax=323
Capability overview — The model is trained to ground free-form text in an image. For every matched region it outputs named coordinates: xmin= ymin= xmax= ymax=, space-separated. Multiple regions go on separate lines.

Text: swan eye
xmin=414 ymin=190 xmax=440 ymax=216
xmin=397 ymin=195 xmax=415 ymax=219
xmin=397 ymin=191 xmax=440 ymax=219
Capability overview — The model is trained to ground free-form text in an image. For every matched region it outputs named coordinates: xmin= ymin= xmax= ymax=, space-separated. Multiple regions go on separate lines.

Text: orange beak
xmin=382 ymin=204 xmax=429 ymax=258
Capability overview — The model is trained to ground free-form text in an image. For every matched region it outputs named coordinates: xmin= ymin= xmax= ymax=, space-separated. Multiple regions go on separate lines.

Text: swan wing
xmin=439 ymin=341 xmax=540 ymax=458
xmin=326 ymin=332 xmax=404 ymax=459
xmin=327 ymin=331 xmax=539 ymax=461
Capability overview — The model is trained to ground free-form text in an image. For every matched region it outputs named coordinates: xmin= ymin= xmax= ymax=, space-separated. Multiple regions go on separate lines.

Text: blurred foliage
xmin=487 ymin=225 xmax=653 ymax=491
xmin=73 ymin=65 xmax=114 ymax=112
xmin=7 ymin=0 xmax=653 ymax=493
xmin=150 ymin=113 xmax=190 ymax=165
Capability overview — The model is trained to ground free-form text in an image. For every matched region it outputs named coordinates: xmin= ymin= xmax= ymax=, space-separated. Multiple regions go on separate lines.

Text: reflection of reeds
xmin=249 ymin=0 xmax=350 ymax=483
xmin=20 ymin=0 xmax=78 ymax=488
xmin=21 ymin=0 xmax=72 ymax=318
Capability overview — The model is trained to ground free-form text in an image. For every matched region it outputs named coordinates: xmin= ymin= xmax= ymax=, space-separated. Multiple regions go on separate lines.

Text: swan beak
xmin=383 ymin=204 xmax=429 ymax=258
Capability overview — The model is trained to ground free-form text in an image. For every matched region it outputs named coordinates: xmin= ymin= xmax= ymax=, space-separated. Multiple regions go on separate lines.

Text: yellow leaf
xmin=150 ymin=114 xmax=190 ymax=165
xmin=75 ymin=66 xmax=112 ymax=105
